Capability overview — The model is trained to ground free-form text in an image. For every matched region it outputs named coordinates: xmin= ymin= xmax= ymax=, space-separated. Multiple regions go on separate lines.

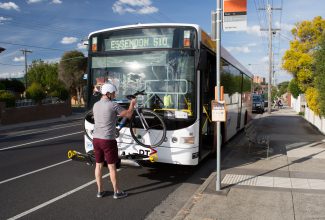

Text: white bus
xmin=84 ymin=23 xmax=253 ymax=166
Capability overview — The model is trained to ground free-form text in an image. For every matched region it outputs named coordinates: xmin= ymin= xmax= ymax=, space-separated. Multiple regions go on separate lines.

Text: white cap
xmin=101 ymin=83 xmax=117 ymax=94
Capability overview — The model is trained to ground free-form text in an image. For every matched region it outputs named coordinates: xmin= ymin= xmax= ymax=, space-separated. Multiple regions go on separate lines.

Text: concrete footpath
xmin=173 ymin=108 xmax=325 ymax=220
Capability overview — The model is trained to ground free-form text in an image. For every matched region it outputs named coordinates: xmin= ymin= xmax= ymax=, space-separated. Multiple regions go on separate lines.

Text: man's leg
xmin=95 ymin=162 xmax=104 ymax=192
xmin=108 ymin=163 xmax=119 ymax=193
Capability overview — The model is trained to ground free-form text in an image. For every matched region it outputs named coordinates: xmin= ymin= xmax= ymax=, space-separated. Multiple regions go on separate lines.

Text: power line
xmin=0 ymin=41 xmax=66 ymax=52
xmin=0 ymin=62 xmax=24 ymax=66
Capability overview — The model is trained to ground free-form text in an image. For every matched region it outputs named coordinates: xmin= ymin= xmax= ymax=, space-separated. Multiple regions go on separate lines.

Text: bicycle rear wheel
xmin=130 ymin=109 xmax=166 ymax=148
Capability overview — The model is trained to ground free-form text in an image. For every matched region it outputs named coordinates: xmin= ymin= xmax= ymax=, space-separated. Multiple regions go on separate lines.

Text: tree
xmin=59 ymin=51 xmax=87 ymax=105
xmin=27 ymin=60 xmax=59 ymax=92
xmin=282 ymin=16 xmax=325 ymax=91
xmin=0 ymin=79 xmax=25 ymax=94
xmin=277 ymin=81 xmax=289 ymax=97
xmin=282 ymin=16 xmax=325 ymax=114
xmin=315 ymin=34 xmax=325 ymax=116
xmin=26 ymin=82 xmax=46 ymax=104
xmin=288 ymin=78 xmax=302 ymax=99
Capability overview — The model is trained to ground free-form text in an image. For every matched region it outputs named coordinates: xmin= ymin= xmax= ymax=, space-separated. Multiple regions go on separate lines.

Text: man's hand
xmin=130 ymin=98 xmax=137 ymax=108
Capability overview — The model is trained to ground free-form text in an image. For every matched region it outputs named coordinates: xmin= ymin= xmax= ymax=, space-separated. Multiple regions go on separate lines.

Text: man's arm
xmin=119 ymin=99 xmax=136 ymax=119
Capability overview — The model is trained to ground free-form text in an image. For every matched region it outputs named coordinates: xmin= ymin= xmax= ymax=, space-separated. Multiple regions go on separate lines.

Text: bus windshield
xmin=89 ymin=49 xmax=196 ymax=121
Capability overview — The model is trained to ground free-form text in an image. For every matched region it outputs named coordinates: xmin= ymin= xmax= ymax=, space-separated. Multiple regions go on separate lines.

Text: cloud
xmin=0 ymin=71 xmax=24 ymax=79
xmin=274 ymin=22 xmax=295 ymax=33
xmin=226 ymin=46 xmax=251 ymax=54
xmin=0 ymin=16 xmax=12 ymax=24
xmin=27 ymin=0 xmax=44 ymax=3
xmin=44 ymin=57 xmax=60 ymax=63
xmin=51 ymin=0 xmax=62 ymax=4
xmin=112 ymin=0 xmax=158 ymax=15
xmin=260 ymin=56 xmax=269 ymax=63
xmin=77 ymin=42 xmax=87 ymax=50
xmin=13 ymin=56 xmax=25 ymax=62
xmin=61 ymin=37 xmax=78 ymax=44
xmin=0 ymin=2 xmax=20 ymax=11
xmin=246 ymin=25 xmax=262 ymax=36
xmin=27 ymin=0 xmax=62 ymax=4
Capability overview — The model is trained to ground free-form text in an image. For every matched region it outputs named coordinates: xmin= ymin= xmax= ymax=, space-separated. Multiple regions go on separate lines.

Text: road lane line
xmin=7 ymin=172 xmax=114 ymax=220
xmin=0 ymin=160 xmax=72 ymax=185
xmin=0 ymin=131 xmax=83 ymax=151
xmin=1 ymin=123 xmax=82 ymax=139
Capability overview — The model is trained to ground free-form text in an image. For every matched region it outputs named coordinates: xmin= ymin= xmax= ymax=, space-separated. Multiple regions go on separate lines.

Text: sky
xmin=0 ymin=0 xmax=325 ymax=83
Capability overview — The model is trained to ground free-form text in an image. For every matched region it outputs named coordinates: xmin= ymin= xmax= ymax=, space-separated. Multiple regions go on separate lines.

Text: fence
xmin=15 ymin=97 xmax=63 ymax=107
xmin=291 ymin=94 xmax=305 ymax=113
xmin=305 ymin=106 xmax=325 ymax=135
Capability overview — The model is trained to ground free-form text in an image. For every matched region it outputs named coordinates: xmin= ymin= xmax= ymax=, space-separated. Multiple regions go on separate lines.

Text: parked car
xmin=252 ymin=94 xmax=265 ymax=113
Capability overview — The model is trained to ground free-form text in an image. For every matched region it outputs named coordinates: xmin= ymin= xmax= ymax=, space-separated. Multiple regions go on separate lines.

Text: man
xmin=92 ymin=83 xmax=136 ymax=199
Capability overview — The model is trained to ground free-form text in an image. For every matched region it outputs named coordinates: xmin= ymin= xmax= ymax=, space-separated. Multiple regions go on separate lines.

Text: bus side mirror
xmin=198 ymin=49 xmax=207 ymax=72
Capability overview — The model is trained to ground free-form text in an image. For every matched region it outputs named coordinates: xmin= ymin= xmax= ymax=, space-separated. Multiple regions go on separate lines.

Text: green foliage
xmin=314 ymin=34 xmax=325 ymax=116
xmin=26 ymin=82 xmax=46 ymax=103
xmin=288 ymin=78 xmax=302 ymax=98
xmin=0 ymin=90 xmax=16 ymax=107
xmin=49 ymin=85 xmax=69 ymax=101
xmin=0 ymin=79 xmax=25 ymax=93
xmin=277 ymin=81 xmax=289 ymax=97
xmin=59 ymin=50 xmax=86 ymax=89
xmin=27 ymin=60 xmax=60 ymax=91
xmin=59 ymin=50 xmax=87 ymax=104
xmin=0 ymin=82 xmax=5 ymax=90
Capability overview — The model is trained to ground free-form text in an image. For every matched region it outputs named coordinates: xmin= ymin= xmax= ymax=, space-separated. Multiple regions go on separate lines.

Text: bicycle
xmin=84 ymin=90 xmax=167 ymax=148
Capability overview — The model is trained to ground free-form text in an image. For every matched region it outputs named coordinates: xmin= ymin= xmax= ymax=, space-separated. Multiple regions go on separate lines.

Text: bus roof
xmin=88 ymin=23 xmax=252 ymax=78
xmin=88 ymin=23 xmax=200 ymax=38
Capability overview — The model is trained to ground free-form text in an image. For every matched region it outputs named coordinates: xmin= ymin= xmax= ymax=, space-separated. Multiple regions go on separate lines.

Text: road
xmin=0 ymin=117 xmax=217 ymax=220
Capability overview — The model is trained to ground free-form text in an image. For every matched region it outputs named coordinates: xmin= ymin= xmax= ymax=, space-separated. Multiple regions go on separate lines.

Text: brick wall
xmin=0 ymin=102 xmax=72 ymax=125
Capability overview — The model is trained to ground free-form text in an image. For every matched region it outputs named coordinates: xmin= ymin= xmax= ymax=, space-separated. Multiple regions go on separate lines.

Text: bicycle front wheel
xmin=130 ymin=109 xmax=166 ymax=148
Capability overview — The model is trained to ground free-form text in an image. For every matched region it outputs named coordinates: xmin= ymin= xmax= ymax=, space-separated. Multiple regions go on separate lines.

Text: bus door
xmin=199 ymin=50 xmax=215 ymax=159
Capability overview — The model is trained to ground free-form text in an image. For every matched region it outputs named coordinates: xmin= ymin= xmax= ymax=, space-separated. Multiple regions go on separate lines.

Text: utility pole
xmin=267 ymin=4 xmax=272 ymax=114
xmin=21 ymin=49 xmax=32 ymax=89
xmin=215 ymin=0 xmax=222 ymax=191
xmin=259 ymin=2 xmax=281 ymax=114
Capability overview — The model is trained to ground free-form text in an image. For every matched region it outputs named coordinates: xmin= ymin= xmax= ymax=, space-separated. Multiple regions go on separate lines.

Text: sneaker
xmin=113 ymin=191 xmax=128 ymax=199
xmin=96 ymin=191 xmax=106 ymax=198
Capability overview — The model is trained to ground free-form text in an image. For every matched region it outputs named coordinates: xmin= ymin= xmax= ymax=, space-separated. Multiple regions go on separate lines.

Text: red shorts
xmin=93 ymin=138 xmax=119 ymax=164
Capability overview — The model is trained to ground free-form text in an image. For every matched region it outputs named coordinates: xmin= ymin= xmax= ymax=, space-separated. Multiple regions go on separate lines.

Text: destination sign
xmin=105 ymin=35 xmax=173 ymax=51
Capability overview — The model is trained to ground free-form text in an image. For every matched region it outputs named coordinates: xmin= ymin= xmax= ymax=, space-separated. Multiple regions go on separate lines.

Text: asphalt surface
xmin=0 ymin=117 xmax=217 ymax=220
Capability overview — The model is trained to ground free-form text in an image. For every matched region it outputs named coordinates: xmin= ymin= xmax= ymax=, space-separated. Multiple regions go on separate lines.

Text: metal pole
xmin=21 ymin=49 xmax=32 ymax=89
xmin=216 ymin=0 xmax=222 ymax=191
xmin=267 ymin=3 xmax=272 ymax=114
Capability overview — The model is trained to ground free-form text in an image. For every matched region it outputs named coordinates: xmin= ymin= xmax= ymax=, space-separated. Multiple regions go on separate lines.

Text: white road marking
xmin=8 ymin=170 xmax=122 ymax=220
xmin=0 ymin=160 xmax=71 ymax=185
xmin=1 ymin=123 xmax=82 ymax=139
xmin=0 ymin=131 xmax=83 ymax=151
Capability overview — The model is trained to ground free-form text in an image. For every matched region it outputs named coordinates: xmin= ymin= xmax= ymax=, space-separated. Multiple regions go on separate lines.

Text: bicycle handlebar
xmin=126 ymin=90 xmax=146 ymax=100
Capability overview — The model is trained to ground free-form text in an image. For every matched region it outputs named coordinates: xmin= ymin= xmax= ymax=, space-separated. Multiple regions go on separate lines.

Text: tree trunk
xmin=76 ymin=86 xmax=82 ymax=105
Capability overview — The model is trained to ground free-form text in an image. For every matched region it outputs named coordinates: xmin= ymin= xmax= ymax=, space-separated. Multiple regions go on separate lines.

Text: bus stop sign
xmin=211 ymin=100 xmax=226 ymax=122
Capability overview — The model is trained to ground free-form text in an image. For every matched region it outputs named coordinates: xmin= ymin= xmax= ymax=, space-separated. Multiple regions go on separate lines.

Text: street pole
xmin=216 ymin=0 xmax=222 ymax=191
xmin=267 ymin=3 xmax=272 ymax=114
xmin=21 ymin=49 xmax=32 ymax=89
